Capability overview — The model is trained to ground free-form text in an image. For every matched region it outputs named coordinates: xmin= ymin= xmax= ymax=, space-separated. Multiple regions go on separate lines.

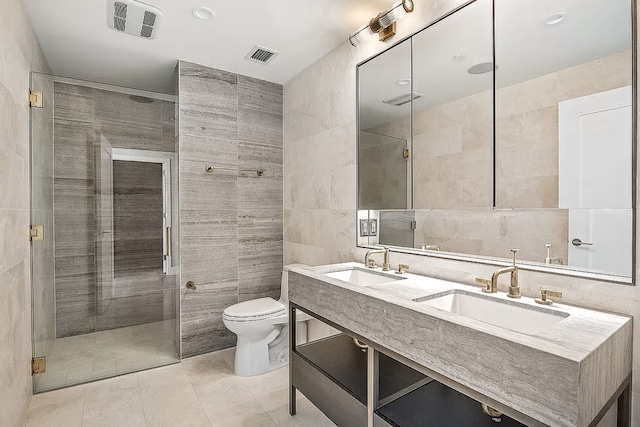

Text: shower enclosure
xmin=29 ymin=73 xmax=180 ymax=392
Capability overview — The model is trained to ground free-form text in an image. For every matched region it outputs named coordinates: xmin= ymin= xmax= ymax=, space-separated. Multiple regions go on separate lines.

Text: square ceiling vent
xmin=244 ymin=45 xmax=280 ymax=65
xmin=107 ymin=0 xmax=163 ymax=39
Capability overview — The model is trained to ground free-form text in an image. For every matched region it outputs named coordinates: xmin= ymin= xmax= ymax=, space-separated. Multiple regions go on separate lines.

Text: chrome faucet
xmin=421 ymin=244 xmax=440 ymax=251
xmin=365 ymin=246 xmax=390 ymax=271
xmin=544 ymin=244 xmax=564 ymax=265
xmin=476 ymin=249 xmax=520 ymax=298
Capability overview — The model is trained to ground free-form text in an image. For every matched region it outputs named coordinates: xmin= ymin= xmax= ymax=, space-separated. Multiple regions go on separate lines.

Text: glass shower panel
xmin=30 ymin=73 xmax=56 ymax=393
xmin=30 ymin=73 xmax=180 ymax=393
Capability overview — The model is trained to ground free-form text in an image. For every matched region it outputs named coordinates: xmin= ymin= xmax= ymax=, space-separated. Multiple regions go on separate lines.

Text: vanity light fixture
xmin=192 ymin=6 xmax=215 ymax=20
xmin=349 ymin=0 xmax=415 ymax=47
xmin=543 ymin=12 xmax=566 ymax=26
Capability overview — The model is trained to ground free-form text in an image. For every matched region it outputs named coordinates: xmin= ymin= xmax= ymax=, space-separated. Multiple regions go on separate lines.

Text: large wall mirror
xmin=357 ymin=0 xmax=635 ymax=281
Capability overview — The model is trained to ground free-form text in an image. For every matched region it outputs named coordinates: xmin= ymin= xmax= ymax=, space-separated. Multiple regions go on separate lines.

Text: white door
xmin=558 ymin=86 xmax=632 ymax=277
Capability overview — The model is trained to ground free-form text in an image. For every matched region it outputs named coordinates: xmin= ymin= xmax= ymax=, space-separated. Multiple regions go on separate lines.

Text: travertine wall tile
xmin=283 ymin=1 xmax=640 ymax=422
xmin=496 ymin=51 xmax=632 ymax=208
xmin=0 ymin=0 xmax=51 ymax=422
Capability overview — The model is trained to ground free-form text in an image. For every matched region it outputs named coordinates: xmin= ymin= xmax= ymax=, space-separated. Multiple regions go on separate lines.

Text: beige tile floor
xmin=23 ymin=348 xmax=336 ymax=427
xmin=35 ymin=320 xmax=179 ymax=392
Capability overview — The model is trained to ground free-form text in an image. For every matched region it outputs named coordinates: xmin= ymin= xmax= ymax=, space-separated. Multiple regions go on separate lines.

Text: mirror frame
xmin=355 ymin=0 xmax=638 ymax=285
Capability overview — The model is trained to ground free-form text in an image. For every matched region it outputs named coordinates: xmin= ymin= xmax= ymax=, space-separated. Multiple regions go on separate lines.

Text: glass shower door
xmin=30 ymin=73 xmax=180 ymax=393
xmin=29 ymin=73 xmax=56 ymax=392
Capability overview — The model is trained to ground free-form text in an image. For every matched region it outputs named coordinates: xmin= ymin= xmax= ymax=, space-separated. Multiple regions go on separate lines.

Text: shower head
xmin=129 ymin=95 xmax=154 ymax=104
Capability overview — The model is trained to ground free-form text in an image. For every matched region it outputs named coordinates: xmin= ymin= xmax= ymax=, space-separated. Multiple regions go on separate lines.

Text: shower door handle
xmin=166 ymin=227 xmax=171 ymax=257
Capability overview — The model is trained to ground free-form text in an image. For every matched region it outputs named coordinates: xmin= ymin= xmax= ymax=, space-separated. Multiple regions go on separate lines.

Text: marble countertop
xmin=288 ymin=262 xmax=632 ymax=427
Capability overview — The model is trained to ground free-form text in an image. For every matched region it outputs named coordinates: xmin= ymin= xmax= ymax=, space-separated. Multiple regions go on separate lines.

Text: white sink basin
xmin=415 ymin=290 xmax=568 ymax=335
xmin=323 ymin=268 xmax=404 ymax=286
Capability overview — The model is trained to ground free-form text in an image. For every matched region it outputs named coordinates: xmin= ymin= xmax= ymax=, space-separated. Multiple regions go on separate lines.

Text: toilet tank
xmin=281 ymin=264 xmax=309 ymax=304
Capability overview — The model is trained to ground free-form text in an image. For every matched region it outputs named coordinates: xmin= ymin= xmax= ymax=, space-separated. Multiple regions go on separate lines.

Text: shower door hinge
xmin=32 ymin=356 xmax=46 ymax=375
xmin=403 ymin=148 xmax=410 ymax=158
xmin=410 ymin=220 xmax=417 ymax=230
xmin=29 ymin=224 xmax=44 ymax=241
xmin=29 ymin=90 xmax=43 ymax=108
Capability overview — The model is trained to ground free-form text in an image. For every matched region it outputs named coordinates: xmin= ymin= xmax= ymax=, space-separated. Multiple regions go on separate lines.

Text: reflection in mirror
xmin=356 ymin=0 xmax=634 ymax=280
xmin=358 ymin=38 xmax=412 ymax=246
xmin=412 ymin=0 xmax=493 ymax=210
xmin=495 ymin=0 xmax=633 ymax=277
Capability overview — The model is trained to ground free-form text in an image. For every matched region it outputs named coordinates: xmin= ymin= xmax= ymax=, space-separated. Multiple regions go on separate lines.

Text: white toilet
xmin=222 ymin=264 xmax=311 ymax=377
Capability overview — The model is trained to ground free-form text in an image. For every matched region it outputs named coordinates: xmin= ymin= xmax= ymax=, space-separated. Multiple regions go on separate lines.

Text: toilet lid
xmin=223 ymin=297 xmax=286 ymax=321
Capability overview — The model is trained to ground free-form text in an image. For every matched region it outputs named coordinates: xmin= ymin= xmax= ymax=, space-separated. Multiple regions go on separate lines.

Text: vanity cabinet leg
xmin=289 ymin=385 xmax=297 ymax=416
xmin=617 ymin=383 xmax=630 ymax=427
xmin=367 ymin=347 xmax=379 ymax=427
xmin=289 ymin=305 xmax=297 ymax=416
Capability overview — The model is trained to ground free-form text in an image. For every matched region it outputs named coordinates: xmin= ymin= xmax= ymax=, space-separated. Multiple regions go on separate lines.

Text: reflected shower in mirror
xmin=356 ymin=0 xmax=634 ymax=280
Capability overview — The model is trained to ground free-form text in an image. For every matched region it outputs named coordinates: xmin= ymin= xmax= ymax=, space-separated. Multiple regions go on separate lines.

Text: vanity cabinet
xmin=291 ymin=312 xmax=526 ymax=427
xmin=288 ymin=265 xmax=632 ymax=427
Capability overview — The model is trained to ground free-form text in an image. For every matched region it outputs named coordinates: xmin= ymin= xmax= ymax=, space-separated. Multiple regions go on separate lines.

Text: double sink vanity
xmin=287 ymin=260 xmax=632 ymax=427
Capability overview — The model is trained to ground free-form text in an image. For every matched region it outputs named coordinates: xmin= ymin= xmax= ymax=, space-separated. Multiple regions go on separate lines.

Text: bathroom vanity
xmin=287 ymin=263 xmax=632 ymax=427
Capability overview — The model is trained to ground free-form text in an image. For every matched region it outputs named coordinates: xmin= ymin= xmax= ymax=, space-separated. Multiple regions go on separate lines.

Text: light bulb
xmin=378 ymin=0 xmax=414 ymax=28
xmin=349 ymin=24 xmax=375 ymax=47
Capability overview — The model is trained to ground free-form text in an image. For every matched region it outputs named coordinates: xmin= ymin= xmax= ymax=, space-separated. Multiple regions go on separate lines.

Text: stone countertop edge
xmin=287 ymin=262 xmax=632 ymax=427
xmin=289 ymin=262 xmax=630 ymax=362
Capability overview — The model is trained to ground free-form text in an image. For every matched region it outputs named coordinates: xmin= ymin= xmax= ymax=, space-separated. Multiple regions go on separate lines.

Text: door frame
xmin=111 ymin=148 xmax=178 ymax=275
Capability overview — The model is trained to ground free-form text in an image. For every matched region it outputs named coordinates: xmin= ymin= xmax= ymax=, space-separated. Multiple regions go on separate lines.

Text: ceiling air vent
xmin=382 ymin=91 xmax=426 ymax=107
xmin=106 ymin=0 xmax=163 ymax=40
xmin=244 ymin=45 xmax=280 ymax=65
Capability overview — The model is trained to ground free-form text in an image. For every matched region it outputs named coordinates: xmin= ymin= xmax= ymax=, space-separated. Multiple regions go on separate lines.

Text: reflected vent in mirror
xmin=245 ymin=45 xmax=280 ymax=65
xmin=382 ymin=90 xmax=425 ymax=106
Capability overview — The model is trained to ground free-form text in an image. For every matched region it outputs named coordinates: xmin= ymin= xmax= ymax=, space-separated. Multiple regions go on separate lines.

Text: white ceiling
xmin=360 ymin=0 xmax=632 ymax=129
xmin=24 ymin=0 xmax=392 ymax=94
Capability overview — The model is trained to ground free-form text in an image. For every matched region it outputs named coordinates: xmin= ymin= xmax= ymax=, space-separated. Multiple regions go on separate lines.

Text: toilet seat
xmin=223 ymin=297 xmax=286 ymax=322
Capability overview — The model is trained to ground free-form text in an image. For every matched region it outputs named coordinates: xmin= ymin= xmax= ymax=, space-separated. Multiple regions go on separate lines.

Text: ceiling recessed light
xmin=452 ymin=54 xmax=466 ymax=62
xmin=543 ymin=12 xmax=566 ymax=26
xmin=192 ymin=6 xmax=215 ymax=20
xmin=396 ymin=78 xmax=411 ymax=86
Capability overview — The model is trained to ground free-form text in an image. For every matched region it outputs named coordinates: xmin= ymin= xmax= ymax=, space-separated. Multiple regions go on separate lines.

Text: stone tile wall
xmin=52 ymin=82 xmax=177 ymax=337
xmin=283 ymin=1 xmax=640 ymax=424
xmin=178 ymin=61 xmax=284 ymax=357
xmin=0 ymin=0 xmax=51 ymax=424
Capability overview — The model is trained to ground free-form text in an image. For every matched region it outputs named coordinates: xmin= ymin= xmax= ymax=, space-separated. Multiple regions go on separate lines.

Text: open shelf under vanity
xmin=293 ymin=332 xmax=525 ymax=427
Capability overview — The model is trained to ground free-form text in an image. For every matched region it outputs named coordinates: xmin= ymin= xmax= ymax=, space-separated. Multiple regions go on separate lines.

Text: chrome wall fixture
xmin=204 ymin=164 xmax=265 ymax=176
xmin=349 ymin=0 xmax=414 ymax=47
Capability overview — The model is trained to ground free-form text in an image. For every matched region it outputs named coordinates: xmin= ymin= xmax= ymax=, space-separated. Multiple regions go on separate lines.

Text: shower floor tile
xmin=34 ymin=320 xmax=179 ymax=392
